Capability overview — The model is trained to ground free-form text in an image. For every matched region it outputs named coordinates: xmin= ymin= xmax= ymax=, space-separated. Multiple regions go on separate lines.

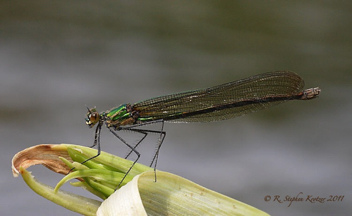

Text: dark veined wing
xmin=133 ymin=71 xmax=305 ymax=123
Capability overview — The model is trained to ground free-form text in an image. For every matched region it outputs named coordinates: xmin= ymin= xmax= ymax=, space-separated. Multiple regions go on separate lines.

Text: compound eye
xmin=89 ymin=113 xmax=96 ymax=121
xmin=86 ymin=108 xmax=100 ymax=127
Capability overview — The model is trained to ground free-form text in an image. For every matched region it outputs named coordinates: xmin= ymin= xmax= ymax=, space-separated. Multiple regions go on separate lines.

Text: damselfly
xmin=84 ymin=71 xmax=320 ymax=186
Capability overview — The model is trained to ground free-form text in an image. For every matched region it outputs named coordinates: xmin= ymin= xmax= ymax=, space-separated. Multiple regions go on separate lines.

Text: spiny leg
xmin=126 ymin=121 xmax=166 ymax=182
xmin=108 ymin=127 xmax=141 ymax=189
xmin=124 ymin=130 xmax=148 ymax=159
xmin=120 ymin=119 xmax=165 ymax=162
xmin=151 ymin=120 xmax=165 ymax=182
xmin=125 ymin=128 xmax=166 ymax=167
xmin=81 ymin=122 xmax=103 ymax=164
xmin=89 ymin=123 xmax=101 ymax=148
xmin=68 ymin=122 xmax=102 ymax=174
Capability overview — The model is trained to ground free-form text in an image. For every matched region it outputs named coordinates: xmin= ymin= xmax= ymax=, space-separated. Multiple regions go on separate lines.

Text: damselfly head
xmin=86 ymin=107 xmax=100 ymax=128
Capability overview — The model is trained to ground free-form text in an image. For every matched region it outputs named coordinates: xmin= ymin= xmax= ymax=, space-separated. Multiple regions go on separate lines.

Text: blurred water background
xmin=1 ymin=1 xmax=351 ymax=215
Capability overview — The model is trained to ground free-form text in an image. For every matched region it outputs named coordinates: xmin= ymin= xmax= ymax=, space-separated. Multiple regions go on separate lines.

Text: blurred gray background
xmin=1 ymin=1 xmax=351 ymax=215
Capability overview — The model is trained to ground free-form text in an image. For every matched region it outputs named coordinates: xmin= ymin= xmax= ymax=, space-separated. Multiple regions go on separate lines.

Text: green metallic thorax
xmin=104 ymin=104 xmax=158 ymax=128
xmin=106 ymin=104 xmax=130 ymax=121
xmin=104 ymin=104 xmax=133 ymax=128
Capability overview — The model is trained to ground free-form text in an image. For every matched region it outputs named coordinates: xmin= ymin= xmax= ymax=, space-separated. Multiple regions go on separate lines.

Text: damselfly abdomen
xmin=84 ymin=71 xmax=321 ymax=187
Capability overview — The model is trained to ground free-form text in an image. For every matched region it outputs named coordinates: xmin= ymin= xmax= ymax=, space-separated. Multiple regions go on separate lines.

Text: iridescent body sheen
xmin=84 ymin=71 xmax=320 ymax=188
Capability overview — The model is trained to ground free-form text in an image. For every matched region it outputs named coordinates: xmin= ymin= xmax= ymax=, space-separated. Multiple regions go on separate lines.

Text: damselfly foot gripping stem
xmin=83 ymin=71 xmax=320 ymax=189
